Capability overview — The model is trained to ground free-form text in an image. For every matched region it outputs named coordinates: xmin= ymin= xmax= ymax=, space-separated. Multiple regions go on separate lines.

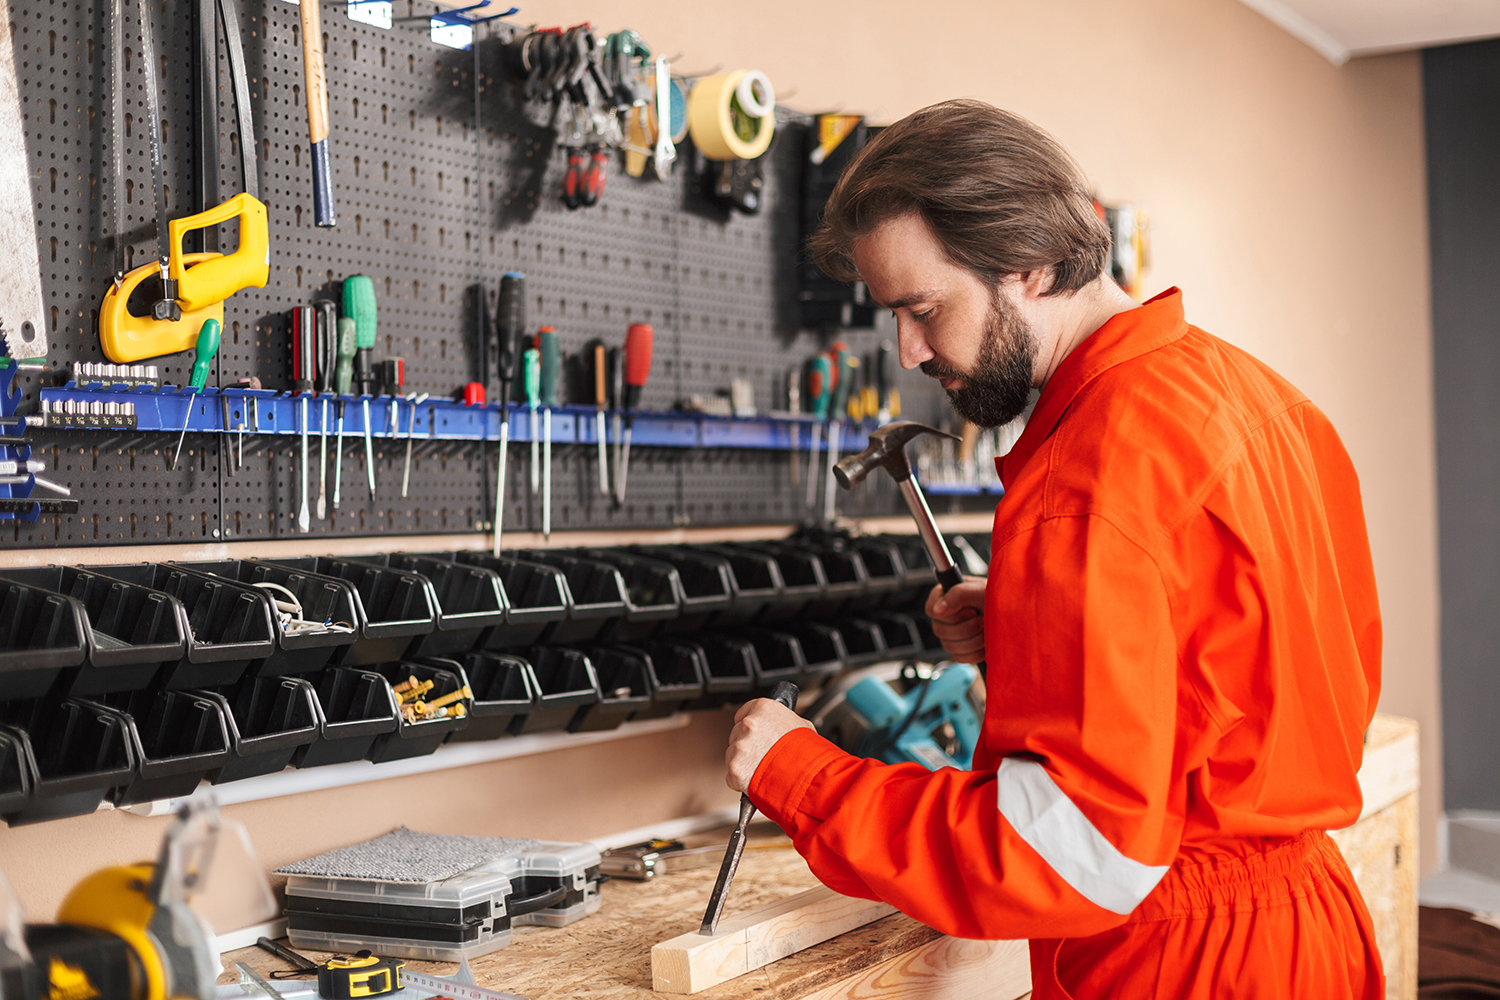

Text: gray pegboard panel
xmin=6 ymin=1 xmax=983 ymax=547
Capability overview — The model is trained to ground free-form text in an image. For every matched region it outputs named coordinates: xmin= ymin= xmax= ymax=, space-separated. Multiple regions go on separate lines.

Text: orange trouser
xmin=1030 ymin=831 xmax=1384 ymax=999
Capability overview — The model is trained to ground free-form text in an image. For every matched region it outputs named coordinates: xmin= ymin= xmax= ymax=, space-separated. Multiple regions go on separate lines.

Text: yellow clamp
xmin=99 ymin=193 xmax=270 ymax=363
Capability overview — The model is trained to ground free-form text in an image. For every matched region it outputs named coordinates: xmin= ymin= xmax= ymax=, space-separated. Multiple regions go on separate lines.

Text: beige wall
xmin=0 ymin=0 xmax=1442 ymax=918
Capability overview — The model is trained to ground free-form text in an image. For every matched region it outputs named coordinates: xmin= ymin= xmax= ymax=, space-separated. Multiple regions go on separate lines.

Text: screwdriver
xmin=876 ymin=340 xmax=894 ymax=424
xmin=292 ymin=305 xmax=317 ymax=532
xmin=616 ymin=323 xmax=653 ymax=505
xmin=315 ymin=300 xmax=338 ymax=519
xmin=332 ymin=316 xmax=356 ymax=510
xmin=803 ymin=354 xmax=831 ymax=509
xmin=608 ymin=345 xmax=624 ymax=506
xmin=381 ymin=358 xmax=405 ymax=440
xmin=537 ymin=327 xmax=560 ymax=539
xmin=589 ymin=340 xmax=609 ymax=495
xmin=343 ymin=275 xmax=379 ymax=498
xmin=787 ymin=367 xmax=801 ymax=486
xmin=492 ymin=272 xmax=524 ymax=556
xmin=825 ymin=343 xmax=855 ymax=521
xmin=171 ymin=318 xmax=221 ymax=471
xmin=401 ymin=391 xmax=429 ymax=498
xmin=523 ymin=344 xmax=541 ymax=495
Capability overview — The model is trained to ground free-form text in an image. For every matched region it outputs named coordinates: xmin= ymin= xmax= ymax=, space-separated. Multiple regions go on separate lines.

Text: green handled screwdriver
xmin=171 ymin=318 xmax=221 ymax=471
xmin=804 ymin=354 xmax=832 ymax=509
xmin=524 ymin=344 xmax=541 ymax=496
xmin=537 ymin=327 xmax=560 ymax=539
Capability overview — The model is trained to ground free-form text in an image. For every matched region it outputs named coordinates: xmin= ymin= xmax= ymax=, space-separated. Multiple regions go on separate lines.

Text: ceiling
xmin=1236 ymin=0 xmax=1500 ymax=63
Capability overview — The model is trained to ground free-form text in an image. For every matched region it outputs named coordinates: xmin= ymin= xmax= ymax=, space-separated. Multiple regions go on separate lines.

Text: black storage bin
xmin=629 ymin=639 xmax=707 ymax=719
xmin=439 ymin=552 xmax=570 ymax=647
xmin=728 ymin=543 xmax=826 ymax=622
xmin=873 ymin=612 xmax=923 ymax=658
xmin=0 ymin=567 xmax=186 ymax=696
xmin=201 ymin=676 xmax=319 ymax=783
xmin=569 ymin=646 xmax=652 ymax=732
xmin=796 ymin=544 xmax=868 ymax=619
xmin=688 ymin=545 xmax=782 ymax=626
xmin=781 ymin=622 xmax=847 ymax=685
xmin=0 ymin=698 xmax=134 ymax=823
xmin=349 ymin=554 xmax=508 ymax=657
xmin=833 ymin=619 xmax=888 ymax=667
xmin=847 ymin=538 xmax=907 ymax=612
xmin=83 ymin=563 xmax=275 ymax=689
xmin=94 ymin=689 xmax=231 ymax=805
xmin=627 ymin=547 xmax=735 ymax=633
xmin=294 ymin=667 xmax=400 ymax=768
xmin=263 ymin=557 xmax=436 ymax=666
xmin=736 ymin=628 xmax=807 ymax=693
xmin=581 ymin=550 xmax=683 ymax=641
xmin=366 ymin=659 xmax=472 ymax=763
xmin=450 ymin=652 xmax=536 ymax=742
xmin=884 ymin=534 xmax=939 ymax=606
xmin=682 ymin=634 xmax=756 ymax=709
xmin=511 ymin=647 xmax=599 ymax=734
xmin=0 ymin=726 xmax=32 ymax=815
xmin=175 ymin=559 xmax=360 ymax=676
xmin=0 ymin=576 xmax=88 ymax=699
xmin=516 ymin=552 xmax=627 ymax=643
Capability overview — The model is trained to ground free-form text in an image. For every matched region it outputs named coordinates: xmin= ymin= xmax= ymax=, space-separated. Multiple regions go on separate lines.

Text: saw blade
xmin=0 ymin=0 xmax=47 ymax=359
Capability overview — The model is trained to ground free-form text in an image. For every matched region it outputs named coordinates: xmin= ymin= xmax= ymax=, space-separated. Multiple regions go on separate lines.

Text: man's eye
xmin=912 ymin=309 xmax=934 ymax=322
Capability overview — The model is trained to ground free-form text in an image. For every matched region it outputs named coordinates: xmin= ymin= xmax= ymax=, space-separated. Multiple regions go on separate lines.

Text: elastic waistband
xmin=1129 ymin=830 xmax=1351 ymax=922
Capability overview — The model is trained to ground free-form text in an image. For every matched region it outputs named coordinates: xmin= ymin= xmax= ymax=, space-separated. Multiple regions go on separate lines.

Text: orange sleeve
xmin=749 ymin=513 xmax=1196 ymax=941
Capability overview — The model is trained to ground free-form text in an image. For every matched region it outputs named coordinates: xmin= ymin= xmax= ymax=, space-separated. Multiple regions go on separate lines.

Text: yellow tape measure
xmin=317 ymin=951 xmax=405 ymax=999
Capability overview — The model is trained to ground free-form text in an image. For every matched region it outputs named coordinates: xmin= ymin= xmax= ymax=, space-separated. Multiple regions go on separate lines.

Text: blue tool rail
xmin=924 ymin=482 xmax=1005 ymax=497
xmin=35 ymin=383 xmax=878 ymax=452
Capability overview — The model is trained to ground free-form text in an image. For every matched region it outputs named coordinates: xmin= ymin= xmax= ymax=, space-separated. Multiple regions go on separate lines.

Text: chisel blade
xmin=699 ymin=680 xmax=800 ymax=936
xmin=699 ymin=798 xmax=754 ymax=936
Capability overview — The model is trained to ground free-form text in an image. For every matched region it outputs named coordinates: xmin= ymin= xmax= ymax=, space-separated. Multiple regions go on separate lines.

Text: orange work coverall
xmin=749 ymin=289 xmax=1384 ymax=998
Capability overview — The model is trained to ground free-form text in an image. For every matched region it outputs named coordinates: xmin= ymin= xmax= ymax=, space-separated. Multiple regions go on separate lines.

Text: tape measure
xmin=688 ymin=70 xmax=775 ymax=160
xmin=317 ymin=952 xmax=404 ymax=999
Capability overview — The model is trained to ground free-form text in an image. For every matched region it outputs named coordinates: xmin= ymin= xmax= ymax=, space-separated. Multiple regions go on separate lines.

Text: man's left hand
xmin=725 ymin=697 xmax=816 ymax=794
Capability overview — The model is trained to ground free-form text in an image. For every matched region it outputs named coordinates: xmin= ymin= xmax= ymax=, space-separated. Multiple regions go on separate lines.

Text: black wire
xmin=865 ymin=661 xmax=933 ymax=761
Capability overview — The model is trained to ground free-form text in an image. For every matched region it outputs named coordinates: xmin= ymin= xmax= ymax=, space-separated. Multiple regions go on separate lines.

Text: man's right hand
xmin=925 ymin=579 xmax=986 ymax=663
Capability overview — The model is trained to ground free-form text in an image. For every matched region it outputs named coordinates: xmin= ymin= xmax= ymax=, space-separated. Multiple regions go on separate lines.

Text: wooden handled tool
xmin=299 ymin=0 xmax=336 ymax=227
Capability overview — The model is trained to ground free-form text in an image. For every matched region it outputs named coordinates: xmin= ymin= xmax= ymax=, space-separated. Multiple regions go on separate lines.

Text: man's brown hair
xmin=808 ymin=99 xmax=1111 ymax=295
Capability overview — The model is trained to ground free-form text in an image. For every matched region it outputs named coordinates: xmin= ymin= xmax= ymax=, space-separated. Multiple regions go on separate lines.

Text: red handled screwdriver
xmin=616 ymin=323 xmax=653 ymax=505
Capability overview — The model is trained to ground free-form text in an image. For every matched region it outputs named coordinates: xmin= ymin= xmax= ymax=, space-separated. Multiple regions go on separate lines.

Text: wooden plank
xmin=652 ymin=886 xmax=896 ymax=994
xmin=1358 ymin=714 xmax=1419 ymax=820
xmin=1329 ymin=792 xmax=1418 ymax=1000
xmin=800 ymin=935 xmax=1030 ymax=1000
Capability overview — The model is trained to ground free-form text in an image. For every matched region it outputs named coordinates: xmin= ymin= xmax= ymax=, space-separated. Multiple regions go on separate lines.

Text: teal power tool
xmin=809 ymin=662 xmax=982 ymax=771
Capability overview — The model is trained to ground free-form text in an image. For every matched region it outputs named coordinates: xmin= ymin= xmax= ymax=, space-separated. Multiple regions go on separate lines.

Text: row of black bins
xmin=0 ymin=533 xmax=958 ymax=826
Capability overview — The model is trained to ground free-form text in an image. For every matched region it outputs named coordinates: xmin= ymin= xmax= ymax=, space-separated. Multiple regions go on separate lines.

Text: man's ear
xmin=1006 ymin=267 xmax=1056 ymax=300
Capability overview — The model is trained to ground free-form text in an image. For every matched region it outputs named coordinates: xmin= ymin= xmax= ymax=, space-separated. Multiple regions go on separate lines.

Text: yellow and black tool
xmin=98 ymin=0 xmax=268 ymax=364
xmin=3 ymin=797 xmax=271 ymax=1000
xmin=316 ymin=952 xmax=404 ymax=999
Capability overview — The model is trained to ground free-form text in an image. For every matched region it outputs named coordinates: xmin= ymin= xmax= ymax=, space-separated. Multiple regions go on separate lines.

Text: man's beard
xmin=920 ymin=289 xmax=1036 ymax=428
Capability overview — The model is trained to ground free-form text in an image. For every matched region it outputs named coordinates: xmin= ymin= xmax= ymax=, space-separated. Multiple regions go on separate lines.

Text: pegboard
xmin=3 ymin=0 xmax=987 ymax=547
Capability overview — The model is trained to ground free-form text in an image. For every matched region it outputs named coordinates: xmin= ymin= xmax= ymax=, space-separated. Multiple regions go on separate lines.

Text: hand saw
xmin=99 ymin=0 xmax=269 ymax=364
xmin=0 ymin=0 xmax=48 ymax=360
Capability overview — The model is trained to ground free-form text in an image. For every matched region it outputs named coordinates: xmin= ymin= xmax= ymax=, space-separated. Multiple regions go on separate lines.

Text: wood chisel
xmin=0 ymin=0 xmax=47 ymax=361
xmin=700 ymin=681 xmax=799 ymax=935
xmin=492 ymin=272 xmax=524 ymax=555
xmin=590 ymin=340 xmax=610 ymax=495
xmin=315 ymin=300 xmax=338 ymax=519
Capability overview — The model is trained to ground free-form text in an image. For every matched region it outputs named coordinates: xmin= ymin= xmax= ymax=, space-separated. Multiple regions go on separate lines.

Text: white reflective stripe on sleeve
xmin=995 ymin=756 xmax=1170 ymax=915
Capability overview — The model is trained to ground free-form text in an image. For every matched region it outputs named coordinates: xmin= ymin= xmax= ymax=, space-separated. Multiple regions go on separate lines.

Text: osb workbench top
xmin=224 ymin=822 xmax=951 ymax=1000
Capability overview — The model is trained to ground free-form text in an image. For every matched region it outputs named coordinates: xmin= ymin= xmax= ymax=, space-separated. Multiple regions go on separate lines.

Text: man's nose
xmin=896 ymin=318 xmax=934 ymax=370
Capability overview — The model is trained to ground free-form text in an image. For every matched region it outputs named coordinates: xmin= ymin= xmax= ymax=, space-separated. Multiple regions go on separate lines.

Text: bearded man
xmin=724 ymin=99 xmax=1384 ymax=998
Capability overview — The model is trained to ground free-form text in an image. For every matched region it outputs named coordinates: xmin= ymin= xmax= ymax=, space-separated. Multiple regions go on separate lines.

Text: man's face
xmin=852 ymin=212 xmax=1037 ymax=429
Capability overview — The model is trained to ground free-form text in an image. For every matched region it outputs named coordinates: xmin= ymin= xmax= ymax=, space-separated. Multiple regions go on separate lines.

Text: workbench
xmin=223 ymin=820 xmax=1032 ymax=1000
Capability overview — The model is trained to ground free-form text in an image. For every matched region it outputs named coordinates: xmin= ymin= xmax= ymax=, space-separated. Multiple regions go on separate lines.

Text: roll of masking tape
xmin=735 ymin=70 xmax=775 ymax=118
xmin=688 ymin=70 xmax=775 ymax=160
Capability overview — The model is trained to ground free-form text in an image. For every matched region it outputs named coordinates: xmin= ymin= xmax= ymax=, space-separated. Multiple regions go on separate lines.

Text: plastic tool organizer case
xmin=283 ymin=841 xmax=603 ymax=962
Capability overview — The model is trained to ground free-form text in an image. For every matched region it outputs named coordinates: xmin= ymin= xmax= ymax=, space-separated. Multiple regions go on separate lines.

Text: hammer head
xmin=835 ymin=420 xmax=961 ymax=489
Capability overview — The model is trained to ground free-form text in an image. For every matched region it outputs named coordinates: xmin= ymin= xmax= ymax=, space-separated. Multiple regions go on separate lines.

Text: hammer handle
xmin=936 ymin=565 xmax=964 ymax=593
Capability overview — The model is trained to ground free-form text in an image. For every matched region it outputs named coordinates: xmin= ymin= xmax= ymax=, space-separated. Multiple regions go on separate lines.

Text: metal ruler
xmin=401 ymin=969 xmax=527 ymax=1000
xmin=0 ymin=0 xmax=47 ymax=359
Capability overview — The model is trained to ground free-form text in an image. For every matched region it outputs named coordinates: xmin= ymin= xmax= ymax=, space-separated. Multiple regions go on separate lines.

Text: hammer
xmin=835 ymin=421 xmax=967 ymax=592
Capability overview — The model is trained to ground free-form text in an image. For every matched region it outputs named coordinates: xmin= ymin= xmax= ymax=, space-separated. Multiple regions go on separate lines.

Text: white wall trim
xmin=1236 ymin=0 xmax=1351 ymax=65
